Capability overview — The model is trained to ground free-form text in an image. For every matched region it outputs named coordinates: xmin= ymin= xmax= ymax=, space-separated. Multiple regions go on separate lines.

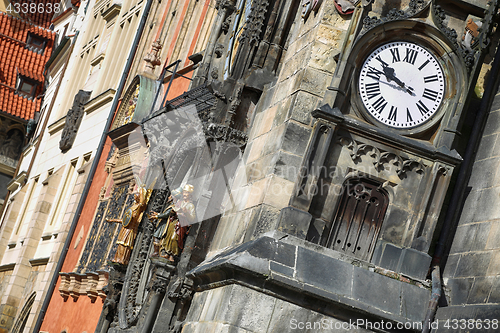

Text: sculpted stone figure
xmin=0 ymin=130 xmax=23 ymax=159
xmin=107 ymin=186 xmax=148 ymax=265
xmin=149 ymin=184 xmax=196 ymax=262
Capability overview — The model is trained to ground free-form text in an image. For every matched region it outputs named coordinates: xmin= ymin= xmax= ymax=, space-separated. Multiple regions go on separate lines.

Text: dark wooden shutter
xmin=326 ymin=178 xmax=388 ymax=261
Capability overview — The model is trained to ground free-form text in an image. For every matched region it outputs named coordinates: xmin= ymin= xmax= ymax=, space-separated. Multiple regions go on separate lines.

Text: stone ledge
xmin=188 ymin=231 xmax=430 ymax=328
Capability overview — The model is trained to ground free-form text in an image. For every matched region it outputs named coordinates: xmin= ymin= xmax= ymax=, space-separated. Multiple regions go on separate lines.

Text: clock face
xmin=358 ymin=41 xmax=445 ymax=129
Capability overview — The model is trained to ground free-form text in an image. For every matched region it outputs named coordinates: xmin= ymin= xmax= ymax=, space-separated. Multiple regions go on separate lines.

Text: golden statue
xmin=107 ymin=185 xmax=149 ymax=265
xmin=149 ymin=184 xmax=196 ymax=262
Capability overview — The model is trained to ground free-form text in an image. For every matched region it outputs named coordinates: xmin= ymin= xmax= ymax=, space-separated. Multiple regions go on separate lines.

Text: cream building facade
xmin=0 ymin=0 xmax=217 ymax=331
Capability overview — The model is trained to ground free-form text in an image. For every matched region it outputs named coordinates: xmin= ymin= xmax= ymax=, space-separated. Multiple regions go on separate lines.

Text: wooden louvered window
xmin=326 ymin=178 xmax=389 ymax=261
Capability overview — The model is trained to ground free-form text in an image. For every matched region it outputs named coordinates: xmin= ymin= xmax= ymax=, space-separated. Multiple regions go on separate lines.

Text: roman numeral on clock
xmin=372 ymin=96 xmax=387 ymax=113
xmin=376 ymin=56 xmax=388 ymax=67
xmin=424 ymin=74 xmax=439 ymax=83
xmin=406 ymin=108 xmax=413 ymax=122
xmin=422 ymin=88 xmax=439 ymax=101
xmin=365 ymin=82 xmax=380 ymax=99
xmin=418 ymin=60 xmax=430 ymax=71
xmin=390 ymin=48 xmax=400 ymax=63
xmin=367 ymin=66 xmax=382 ymax=81
xmin=388 ymin=106 xmax=397 ymax=121
xmin=416 ymin=100 xmax=430 ymax=115
xmin=403 ymin=48 xmax=418 ymax=65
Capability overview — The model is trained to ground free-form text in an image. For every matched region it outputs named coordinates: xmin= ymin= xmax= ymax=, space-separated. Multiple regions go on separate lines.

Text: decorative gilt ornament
xmin=123 ymin=84 xmax=140 ymax=126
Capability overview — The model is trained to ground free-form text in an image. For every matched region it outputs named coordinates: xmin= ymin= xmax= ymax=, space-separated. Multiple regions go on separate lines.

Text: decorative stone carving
xmin=362 ymin=0 xmax=428 ymax=31
xmin=117 ymin=187 xmax=169 ymax=329
xmin=338 ymin=136 xmax=425 ymax=176
xmin=86 ymin=272 xmax=100 ymax=302
xmin=214 ymin=43 xmax=224 ymax=58
xmin=144 ymin=39 xmax=162 ymax=71
xmin=59 ymin=90 xmax=92 ymax=152
xmin=240 ymin=0 xmax=269 ymax=46
xmin=333 ymin=0 xmax=356 ymax=16
xmin=59 ymin=273 xmax=70 ymax=301
xmin=97 ymin=270 xmax=109 ymax=300
xmin=68 ymin=272 xmax=86 ymax=300
xmin=0 ymin=129 xmax=23 ymax=160
xmin=430 ymin=2 xmax=500 ymax=74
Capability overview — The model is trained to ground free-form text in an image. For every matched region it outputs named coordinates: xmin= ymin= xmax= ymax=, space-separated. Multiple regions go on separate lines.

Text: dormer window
xmin=17 ymin=76 xmax=37 ymax=98
xmin=26 ymin=33 xmax=47 ymax=54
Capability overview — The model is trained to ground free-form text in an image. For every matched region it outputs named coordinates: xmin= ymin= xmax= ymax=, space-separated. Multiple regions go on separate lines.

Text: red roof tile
xmin=0 ymin=12 xmax=56 ymax=120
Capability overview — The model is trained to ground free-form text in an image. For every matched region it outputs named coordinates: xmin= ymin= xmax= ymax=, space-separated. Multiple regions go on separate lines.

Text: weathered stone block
xmin=281 ymin=121 xmax=311 ymax=156
xmin=298 ymin=67 xmax=332 ymax=97
xmin=251 ymin=204 xmax=280 ymax=238
xmin=352 ymin=267 xmax=401 ymax=314
xmin=450 ymin=224 xmax=478 ymax=254
xmin=486 ymin=251 xmax=500 ymax=276
xmin=468 ymin=158 xmax=500 ymax=190
xmin=296 ymin=247 xmax=353 ymax=296
xmin=274 ymin=151 xmax=302 ymax=182
xmin=455 ymin=252 xmax=492 ymax=278
xmin=470 ymin=222 xmax=492 ymax=252
xmin=447 ymin=278 xmax=474 ymax=305
xmin=378 ymin=243 xmax=402 ymax=272
xmin=270 ymin=261 xmax=294 ymax=277
xmin=263 ymin=176 xmax=294 ymax=209
xmin=215 ymin=284 xmax=276 ymax=333
xmin=289 ymin=91 xmax=317 ymax=125
xmin=400 ymin=282 xmax=428 ymax=322
xmin=485 ymin=221 xmax=500 ymax=250
xmin=309 ymin=40 xmax=338 ymax=74
xmin=488 ymin=276 xmax=500 ymax=303
xmin=474 ymin=187 xmax=500 ymax=222
xmin=443 ymin=254 xmax=460 ymax=278
xmin=468 ymin=277 xmax=495 ymax=304
xmin=483 ymin=110 xmax=500 ymax=135
xmin=398 ymin=248 xmax=432 ymax=280
xmin=476 ymin=134 xmax=497 ymax=161
xmin=244 ymin=178 xmax=270 ymax=209
xmin=277 ymin=207 xmax=313 ymax=240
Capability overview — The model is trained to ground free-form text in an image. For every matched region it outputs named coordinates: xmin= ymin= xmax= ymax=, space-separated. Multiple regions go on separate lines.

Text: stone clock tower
xmin=92 ymin=0 xmax=500 ymax=332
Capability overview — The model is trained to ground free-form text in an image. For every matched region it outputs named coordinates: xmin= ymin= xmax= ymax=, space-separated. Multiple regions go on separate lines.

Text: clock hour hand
xmin=382 ymin=66 xmax=415 ymax=95
xmin=367 ymin=66 xmax=415 ymax=95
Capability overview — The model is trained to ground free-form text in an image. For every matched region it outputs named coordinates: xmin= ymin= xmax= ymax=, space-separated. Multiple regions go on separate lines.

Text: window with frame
xmin=26 ymin=33 xmax=47 ymax=53
xmin=17 ymin=76 xmax=37 ymax=98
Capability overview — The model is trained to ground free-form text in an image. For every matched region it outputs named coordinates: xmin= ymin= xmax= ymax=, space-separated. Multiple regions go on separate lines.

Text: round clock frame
xmin=347 ymin=22 xmax=466 ymax=137
xmin=357 ymin=41 xmax=446 ymax=130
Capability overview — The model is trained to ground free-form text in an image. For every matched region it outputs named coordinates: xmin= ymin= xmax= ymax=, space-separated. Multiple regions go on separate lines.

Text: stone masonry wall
xmin=436 ymin=80 xmax=500 ymax=324
xmin=208 ymin=0 xmax=350 ymax=254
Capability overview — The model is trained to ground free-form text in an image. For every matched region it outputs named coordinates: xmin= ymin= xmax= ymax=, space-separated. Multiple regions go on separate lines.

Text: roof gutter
xmin=32 ymin=0 xmax=154 ymax=330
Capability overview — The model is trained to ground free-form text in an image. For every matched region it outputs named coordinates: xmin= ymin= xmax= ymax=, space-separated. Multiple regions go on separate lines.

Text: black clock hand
xmin=367 ymin=66 xmax=415 ymax=96
xmin=382 ymin=66 xmax=414 ymax=95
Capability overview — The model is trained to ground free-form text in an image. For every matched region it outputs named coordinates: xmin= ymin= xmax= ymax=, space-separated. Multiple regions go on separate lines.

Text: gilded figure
xmin=149 ymin=184 xmax=196 ymax=262
xmin=107 ymin=185 xmax=148 ymax=265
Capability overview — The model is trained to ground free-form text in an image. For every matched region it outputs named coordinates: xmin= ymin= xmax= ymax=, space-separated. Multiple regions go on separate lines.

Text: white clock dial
xmin=358 ymin=41 xmax=445 ymax=129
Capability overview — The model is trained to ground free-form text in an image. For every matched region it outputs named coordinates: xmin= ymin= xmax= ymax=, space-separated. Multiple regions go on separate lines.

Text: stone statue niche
xmin=0 ymin=129 xmax=24 ymax=160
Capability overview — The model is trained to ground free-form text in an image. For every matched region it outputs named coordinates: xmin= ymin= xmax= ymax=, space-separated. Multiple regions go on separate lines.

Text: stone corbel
xmin=97 ymin=270 xmax=110 ymax=300
xmin=86 ymin=272 xmax=100 ymax=302
xmin=59 ymin=273 xmax=70 ymax=301
xmin=68 ymin=272 xmax=80 ymax=300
